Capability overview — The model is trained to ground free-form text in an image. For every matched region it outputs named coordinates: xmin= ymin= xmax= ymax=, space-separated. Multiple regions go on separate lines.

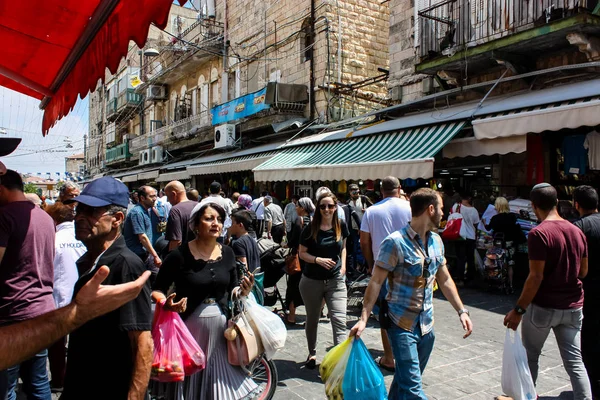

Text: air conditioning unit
xmin=139 ymin=149 xmax=151 ymax=165
xmin=151 ymin=146 xmax=165 ymax=163
xmin=214 ymin=124 xmax=236 ymax=149
xmin=146 ymin=85 xmax=167 ymax=101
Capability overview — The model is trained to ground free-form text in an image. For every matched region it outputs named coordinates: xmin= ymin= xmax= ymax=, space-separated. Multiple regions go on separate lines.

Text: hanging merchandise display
xmin=526 ymin=135 xmax=544 ymax=185
xmin=337 ymin=180 xmax=347 ymax=194
xmin=584 ymin=130 xmax=600 ymax=170
xmin=562 ymin=135 xmax=587 ymax=175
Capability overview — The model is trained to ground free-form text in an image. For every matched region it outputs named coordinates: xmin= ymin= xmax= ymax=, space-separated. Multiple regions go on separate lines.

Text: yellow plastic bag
xmin=320 ymin=337 xmax=354 ymax=399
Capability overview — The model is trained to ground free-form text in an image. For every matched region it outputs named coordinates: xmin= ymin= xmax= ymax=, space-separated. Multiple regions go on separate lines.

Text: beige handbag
xmin=227 ymin=301 xmax=263 ymax=368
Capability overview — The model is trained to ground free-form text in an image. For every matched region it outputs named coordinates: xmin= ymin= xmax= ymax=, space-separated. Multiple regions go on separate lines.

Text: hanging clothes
xmin=526 ymin=135 xmax=544 ymax=185
xmin=584 ymin=130 xmax=600 ymax=170
xmin=562 ymin=135 xmax=587 ymax=175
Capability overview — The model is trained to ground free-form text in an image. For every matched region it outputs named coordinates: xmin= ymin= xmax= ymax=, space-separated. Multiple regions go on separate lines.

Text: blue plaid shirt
xmin=376 ymin=225 xmax=446 ymax=335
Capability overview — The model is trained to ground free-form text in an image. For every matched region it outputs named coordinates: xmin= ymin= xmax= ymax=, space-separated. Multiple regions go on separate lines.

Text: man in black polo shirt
xmin=63 ymin=177 xmax=153 ymax=400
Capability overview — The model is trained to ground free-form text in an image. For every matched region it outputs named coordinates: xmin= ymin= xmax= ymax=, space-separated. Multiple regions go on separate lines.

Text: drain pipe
xmin=309 ymin=0 xmax=316 ymax=120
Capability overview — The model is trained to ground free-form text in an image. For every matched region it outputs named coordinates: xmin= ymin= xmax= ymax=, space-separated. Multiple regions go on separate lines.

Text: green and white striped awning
xmin=187 ymin=151 xmax=277 ymax=176
xmin=472 ymin=96 xmax=600 ymax=140
xmin=253 ymin=122 xmax=465 ymax=182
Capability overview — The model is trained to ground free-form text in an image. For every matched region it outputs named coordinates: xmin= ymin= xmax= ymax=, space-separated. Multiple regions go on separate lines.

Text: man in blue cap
xmin=62 ymin=177 xmax=153 ymax=400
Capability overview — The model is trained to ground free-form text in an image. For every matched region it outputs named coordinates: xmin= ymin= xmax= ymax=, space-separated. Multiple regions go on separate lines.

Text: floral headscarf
xmin=238 ymin=194 xmax=253 ymax=210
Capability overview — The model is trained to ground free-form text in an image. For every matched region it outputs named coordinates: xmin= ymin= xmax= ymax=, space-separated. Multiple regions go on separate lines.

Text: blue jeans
xmin=387 ymin=324 xmax=435 ymax=400
xmin=0 ymin=350 xmax=52 ymax=400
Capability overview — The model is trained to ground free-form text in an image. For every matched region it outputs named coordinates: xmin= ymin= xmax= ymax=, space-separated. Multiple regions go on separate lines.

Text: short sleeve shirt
xmin=360 ymin=197 xmax=412 ymax=260
xmin=165 ymin=200 xmax=197 ymax=244
xmin=376 ymin=225 xmax=446 ymax=335
xmin=123 ymin=204 xmax=152 ymax=256
xmin=231 ymin=234 xmax=261 ymax=272
xmin=64 ymin=235 xmax=152 ymax=399
xmin=528 ymin=220 xmax=586 ymax=309
xmin=300 ymin=220 xmax=350 ymax=280
xmin=0 ymin=201 xmax=56 ymax=324
xmin=451 ymin=204 xmax=480 ymax=240
xmin=264 ymin=203 xmax=285 ymax=225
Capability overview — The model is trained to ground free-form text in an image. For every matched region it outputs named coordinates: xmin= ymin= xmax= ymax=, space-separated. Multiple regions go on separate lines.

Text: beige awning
xmin=472 ymin=97 xmax=600 ymax=140
xmin=443 ymin=135 xmax=527 ymax=158
xmin=137 ymin=170 xmax=160 ymax=180
xmin=121 ymin=174 xmax=138 ymax=183
xmin=156 ymin=170 xmax=190 ymax=182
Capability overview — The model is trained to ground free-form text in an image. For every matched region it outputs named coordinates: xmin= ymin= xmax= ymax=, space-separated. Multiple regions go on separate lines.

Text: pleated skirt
xmin=150 ymin=303 xmax=260 ymax=400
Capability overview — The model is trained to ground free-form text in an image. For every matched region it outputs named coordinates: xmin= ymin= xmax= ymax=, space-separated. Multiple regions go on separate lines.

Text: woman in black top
xmin=151 ymin=203 xmax=257 ymax=400
xmin=298 ymin=192 xmax=349 ymax=369
xmin=284 ymin=197 xmax=315 ymax=325
xmin=483 ymin=197 xmax=525 ymax=292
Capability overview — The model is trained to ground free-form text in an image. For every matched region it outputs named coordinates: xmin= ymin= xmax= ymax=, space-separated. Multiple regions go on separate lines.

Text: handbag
xmin=285 ymin=251 xmax=301 ymax=275
xmin=442 ymin=204 xmax=464 ymax=241
xmin=227 ymin=300 xmax=263 ymax=368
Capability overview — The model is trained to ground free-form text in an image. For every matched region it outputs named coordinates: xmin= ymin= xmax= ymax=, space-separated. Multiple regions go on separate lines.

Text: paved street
xmin=270 ymin=281 xmax=576 ymax=400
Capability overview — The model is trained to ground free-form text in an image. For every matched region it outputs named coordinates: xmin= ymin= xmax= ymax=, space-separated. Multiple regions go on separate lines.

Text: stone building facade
xmin=86 ymin=0 xmax=391 ymax=180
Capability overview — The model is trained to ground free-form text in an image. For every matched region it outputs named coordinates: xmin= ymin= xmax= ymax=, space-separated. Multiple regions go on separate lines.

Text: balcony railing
xmin=129 ymin=113 xmax=211 ymax=153
xmin=106 ymin=98 xmax=117 ymax=119
xmin=146 ymin=19 xmax=224 ymax=84
xmin=105 ymin=142 xmax=132 ymax=164
xmin=418 ymin=0 xmax=594 ymax=58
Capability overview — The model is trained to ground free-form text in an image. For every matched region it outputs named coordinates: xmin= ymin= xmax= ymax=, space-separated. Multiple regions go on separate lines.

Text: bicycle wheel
xmin=248 ymin=356 xmax=278 ymax=400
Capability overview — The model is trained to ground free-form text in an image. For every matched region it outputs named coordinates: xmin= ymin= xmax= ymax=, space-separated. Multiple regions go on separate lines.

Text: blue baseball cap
xmin=65 ymin=176 xmax=129 ymax=208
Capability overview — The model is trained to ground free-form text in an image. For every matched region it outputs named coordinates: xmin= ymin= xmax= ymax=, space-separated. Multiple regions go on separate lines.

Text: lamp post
xmin=137 ymin=48 xmax=160 ymax=136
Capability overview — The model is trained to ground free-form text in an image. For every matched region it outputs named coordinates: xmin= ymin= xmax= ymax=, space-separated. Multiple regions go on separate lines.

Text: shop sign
xmin=211 ymin=87 xmax=270 ymax=125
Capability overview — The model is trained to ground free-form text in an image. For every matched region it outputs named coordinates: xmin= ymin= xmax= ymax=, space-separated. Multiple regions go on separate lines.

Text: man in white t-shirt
xmin=199 ymin=181 xmax=233 ymax=242
xmin=360 ymin=176 xmax=412 ymax=373
xmin=451 ymin=192 xmax=480 ymax=285
xmin=251 ymin=191 xmax=268 ymax=238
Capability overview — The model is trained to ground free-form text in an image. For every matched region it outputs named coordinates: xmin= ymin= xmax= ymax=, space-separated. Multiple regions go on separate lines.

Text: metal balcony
xmin=105 ymin=89 xmax=141 ymax=122
xmin=105 ymin=142 xmax=132 ymax=165
xmin=145 ymin=19 xmax=224 ymax=86
xmin=417 ymin=0 xmax=599 ymax=73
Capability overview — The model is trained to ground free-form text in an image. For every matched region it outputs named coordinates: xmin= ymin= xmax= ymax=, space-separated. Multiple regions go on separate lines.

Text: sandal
xmin=305 ymin=356 xmax=317 ymax=370
xmin=277 ymin=312 xmax=296 ymax=326
xmin=375 ymin=356 xmax=395 ymax=372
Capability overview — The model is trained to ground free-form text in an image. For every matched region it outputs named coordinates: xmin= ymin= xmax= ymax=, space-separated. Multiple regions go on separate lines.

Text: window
xmin=301 ymin=18 xmax=313 ymax=62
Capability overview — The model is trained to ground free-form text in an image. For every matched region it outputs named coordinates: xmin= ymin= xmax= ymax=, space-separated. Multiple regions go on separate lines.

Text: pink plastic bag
xmin=151 ymin=302 xmax=206 ymax=382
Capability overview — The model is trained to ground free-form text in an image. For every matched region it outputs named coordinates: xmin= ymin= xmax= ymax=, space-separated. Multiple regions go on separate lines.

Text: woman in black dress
xmin=284 ymin=197 xmax=315 ymax=325
xmin=483 ymin=197 xmax=525 ymax=292
xmin=151 ymin=202 xmax=257 ymax=400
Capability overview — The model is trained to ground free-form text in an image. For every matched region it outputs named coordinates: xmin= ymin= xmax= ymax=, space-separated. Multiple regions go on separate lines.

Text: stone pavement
xmin=270 ymin=282 xmax=576 ymax=400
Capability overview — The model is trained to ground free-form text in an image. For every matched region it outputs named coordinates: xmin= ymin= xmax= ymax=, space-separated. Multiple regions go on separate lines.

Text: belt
xmin=203 ymin=298 xmax=216 ymax=304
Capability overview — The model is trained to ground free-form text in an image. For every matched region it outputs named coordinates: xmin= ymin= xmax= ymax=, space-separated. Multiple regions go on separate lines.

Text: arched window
xmin=301 ymin=18 xmax=313 ymax=63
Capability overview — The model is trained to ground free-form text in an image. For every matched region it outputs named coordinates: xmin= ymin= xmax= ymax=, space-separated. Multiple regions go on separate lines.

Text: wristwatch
xmin=514 ymin=305 xmax=527 ymax=315
xmin=457 ymin=308 xmax=470 ymax=317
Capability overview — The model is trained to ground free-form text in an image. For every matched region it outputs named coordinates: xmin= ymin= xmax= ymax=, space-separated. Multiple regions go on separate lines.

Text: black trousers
xmin=454 ymin=239 xmax=476 ymax=282
xmin=582 ymin=303 xmax=600 ymax=399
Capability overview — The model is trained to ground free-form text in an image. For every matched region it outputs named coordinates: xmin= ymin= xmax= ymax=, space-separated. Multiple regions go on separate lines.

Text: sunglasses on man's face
xmin=319 ymin=204 xmax=336 ymax=210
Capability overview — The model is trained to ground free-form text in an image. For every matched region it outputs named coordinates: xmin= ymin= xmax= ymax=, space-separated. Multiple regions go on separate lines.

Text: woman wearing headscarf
xmin=283 ymin=197 xmax=315 ymax=325
xmin=151 ymin=202 xmax=258 ymax=399
xmin=232 ymin=194 xmax=257 ymax=239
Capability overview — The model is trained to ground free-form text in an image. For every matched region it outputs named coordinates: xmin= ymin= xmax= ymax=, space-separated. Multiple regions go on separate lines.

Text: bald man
xmin=0 ymin=161 xmax=6 ymax=175
xmin=164 ymin=181 xmax=196 ymax=251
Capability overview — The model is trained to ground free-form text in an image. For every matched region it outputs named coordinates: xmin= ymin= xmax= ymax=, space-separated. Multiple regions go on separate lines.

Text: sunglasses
xmin=422 ymin=258 xmax=432 ymax=278
xmin=319 ymin=204 xmax=336 ymax=210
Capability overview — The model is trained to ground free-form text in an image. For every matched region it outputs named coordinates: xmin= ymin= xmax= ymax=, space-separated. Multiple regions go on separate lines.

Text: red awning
xmin=0 ymin=0 xmax=185 ymax=135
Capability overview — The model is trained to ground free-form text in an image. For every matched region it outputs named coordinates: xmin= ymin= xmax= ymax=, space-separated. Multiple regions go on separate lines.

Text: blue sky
xmin=0 ymin=87 xmax=88 ymax=176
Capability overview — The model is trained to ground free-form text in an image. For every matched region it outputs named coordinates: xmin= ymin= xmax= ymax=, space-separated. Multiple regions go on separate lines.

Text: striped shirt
xmin=376 ymin=225 xmax=446 ymax=335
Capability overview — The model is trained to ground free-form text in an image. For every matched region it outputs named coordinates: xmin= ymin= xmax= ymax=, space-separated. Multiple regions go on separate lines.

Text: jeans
xmin=522 ymin=304 xmax=592 ymax=400
xmin=299 ymin=274 xmax=347 ymax=356
xmin=387 ymin=324 xmax=435 ymax=400
xmin=454 ymin=239 xmax=476 ymax=282
xmin=582 ymin=304 xmax=600 ymax=399
xmin=0 ymin=350 xmax=52 ymax=400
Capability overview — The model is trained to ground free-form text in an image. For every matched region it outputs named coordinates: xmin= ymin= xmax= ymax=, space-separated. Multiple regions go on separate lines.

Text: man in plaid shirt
xmin=351 ymin=188 xmax=473 ymax=400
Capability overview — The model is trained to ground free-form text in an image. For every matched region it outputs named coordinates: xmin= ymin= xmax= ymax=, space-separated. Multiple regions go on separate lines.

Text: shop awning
xmin=187 ymin=151 xmax=277 ymax=176
xmin=443 ymin=135 xmax=527 ymax=159
xmin=121 ymin=174 xmax=138 ymax=183
xmin=253 ymin=122 xmax=466 ymax=182
xmin=137 ymin=170 xmax=160 ymax=181
xmin=156 ymin=170 xmax=190 ymax=182
xmin=472 ymin=96 xmax=600 ymax=140
xmin=0 ymin=0 xmax=183 ymax=135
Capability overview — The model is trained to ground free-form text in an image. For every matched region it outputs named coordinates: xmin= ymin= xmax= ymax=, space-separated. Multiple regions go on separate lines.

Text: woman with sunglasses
xmin=298 ymin=192 xmax=349 ymax=369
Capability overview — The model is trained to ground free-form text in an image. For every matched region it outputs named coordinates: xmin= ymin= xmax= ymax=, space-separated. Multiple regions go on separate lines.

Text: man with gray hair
xmin=264 ymin=195 xmax=285 ymax=244
xmin=123 ymin=185 xmax=162 ymax=267
xmin=59 ymin=181 xmax=80 ymax=203
xmin=360 ymin=176 xmax=412 ymax=373
xmin=63 ymin=176 xmax=153 ymax=400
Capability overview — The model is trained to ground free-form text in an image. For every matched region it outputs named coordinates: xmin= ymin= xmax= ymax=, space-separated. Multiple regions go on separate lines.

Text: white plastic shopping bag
xmin=501 ymin=329 xmax=537 ymax=400
xmin=244 ymin=293 xmax=287 ymax=359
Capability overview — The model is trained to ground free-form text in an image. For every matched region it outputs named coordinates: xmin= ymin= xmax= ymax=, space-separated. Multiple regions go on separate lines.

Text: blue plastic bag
xmin=342 ymin=338 xmax=388 ymax=400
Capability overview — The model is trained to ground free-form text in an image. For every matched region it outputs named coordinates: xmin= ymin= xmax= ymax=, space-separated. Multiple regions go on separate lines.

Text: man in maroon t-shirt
xmin=504 ymin=183 xmax=592 ymax=399
xmin=0 ymin=169 xmax=55 ymax=398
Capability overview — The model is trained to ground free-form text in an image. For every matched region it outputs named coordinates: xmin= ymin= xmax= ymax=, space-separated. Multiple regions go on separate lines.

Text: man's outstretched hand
xmin=73 ymin=266 xmax=150 ymax=325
